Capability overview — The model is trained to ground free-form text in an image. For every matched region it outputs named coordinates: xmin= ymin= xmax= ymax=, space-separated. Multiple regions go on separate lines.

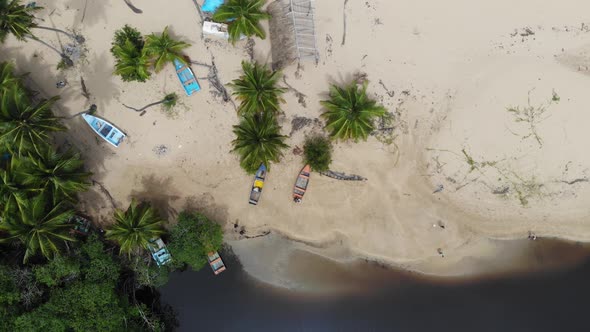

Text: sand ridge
xmin=2 ymin=0 xmax=590 ymax=278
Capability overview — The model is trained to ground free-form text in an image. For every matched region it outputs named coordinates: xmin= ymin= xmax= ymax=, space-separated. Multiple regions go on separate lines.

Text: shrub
xmin=303 ymin=135 xmax=332 ymax=172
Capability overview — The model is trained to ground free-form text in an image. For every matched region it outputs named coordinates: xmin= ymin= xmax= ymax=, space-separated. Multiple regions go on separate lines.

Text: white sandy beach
xmin=3 ymin=0 xmax=590 ymax=287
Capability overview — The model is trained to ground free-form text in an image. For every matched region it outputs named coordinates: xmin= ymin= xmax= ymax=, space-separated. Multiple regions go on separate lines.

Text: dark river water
xmin=159 ymin=241 xmax=590 ymax=332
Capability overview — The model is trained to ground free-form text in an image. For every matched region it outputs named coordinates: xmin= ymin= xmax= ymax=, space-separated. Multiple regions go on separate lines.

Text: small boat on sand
xmin=249 ymin=164 xmax=266 ymax=205
xmin=173 ymin=58 xmax=200 ymax=96
xmin=293 ymin=165 xmax=311 ymax=203
xmin=207 ymin=251 xmax=226 ymax=275
xmin=82 ymin=113 xmax=126 ymax=147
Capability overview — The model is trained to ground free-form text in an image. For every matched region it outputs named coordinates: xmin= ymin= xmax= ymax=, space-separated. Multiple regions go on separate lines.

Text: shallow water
xmin=159 ymin=240 xmax=590 ymax=332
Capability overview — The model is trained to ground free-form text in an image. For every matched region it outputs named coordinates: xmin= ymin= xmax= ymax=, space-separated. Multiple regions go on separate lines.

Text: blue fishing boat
xmin=249 ymin=164 xmax=267 ymax=205
xmin=207 ymin=251 xmax=226 ymax=275
xmin=148 ymin=238 xmax=172 ymax=267
xmin=173 ymin=58 xmax=200 ymax=96
xmin=82 ymin=113 xmax=126 ymax=147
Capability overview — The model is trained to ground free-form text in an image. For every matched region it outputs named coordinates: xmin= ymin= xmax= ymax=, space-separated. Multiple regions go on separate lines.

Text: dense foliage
xmin=144 ymin=26 xmax=190 ymax=72
xmin=321 ymin=81 xmax=386 ymax=141
xmin=0 ymin=235 xmax=165 ymax=331
xmin=212 ymin=0 xmax=270 ymax=44
xmin=111 ymin=25 xmax=190 ymax=82
xmin=229 ymin=61 xmax=285 ymax=116
xmin=111 ymin=25 xmax=150 ymax=82
xmin=232 ymin=112 xmax=289 ymax=173
xmin=303 ymin=135 xmax=333 ymax=172
xmin=168 ymin=211 xmax=223 ymax=270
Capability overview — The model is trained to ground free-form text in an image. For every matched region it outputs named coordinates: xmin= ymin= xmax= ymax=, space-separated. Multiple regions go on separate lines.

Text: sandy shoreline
xmin=3 ymin=0 xmax=590 ymax=286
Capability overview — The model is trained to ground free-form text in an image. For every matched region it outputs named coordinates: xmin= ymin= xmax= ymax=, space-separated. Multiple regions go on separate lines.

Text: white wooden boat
xmin=203 ymin=21 xmax=246 ymax=40
xmin=82 ymin=113 xmax=126 ymax=147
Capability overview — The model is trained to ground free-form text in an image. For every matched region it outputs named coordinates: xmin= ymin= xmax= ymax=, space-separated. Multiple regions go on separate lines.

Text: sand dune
xmin=3 ymin=0 xmax=590 ymax=281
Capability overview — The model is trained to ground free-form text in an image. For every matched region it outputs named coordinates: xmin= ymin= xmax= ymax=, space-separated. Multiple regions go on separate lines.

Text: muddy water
xmin=159 ymin=239 xmax=590 ymax=331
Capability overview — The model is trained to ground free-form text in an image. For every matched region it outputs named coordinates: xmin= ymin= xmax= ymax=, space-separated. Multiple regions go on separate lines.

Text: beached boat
xmin=207 ymin=251 xmax=226 ymax=275
xmin=249 ymin=164 xmax=267 ymax=205
xmin=69 ymin=215 xmax=92 ymax=236
xmin=147 ymin=238 xmax=172 ymax=267
xmin=203 ymin=21 xmax=246 ymax=40
xmin=203 ymin=21 xmax=231 ymax=39
xmin=82 ymin=113 xmax=126 ymax=147
xmin=293 ymin=165 xmax=311 ymax=203
xmin=173 ymin=58 xmax=201 ymax=96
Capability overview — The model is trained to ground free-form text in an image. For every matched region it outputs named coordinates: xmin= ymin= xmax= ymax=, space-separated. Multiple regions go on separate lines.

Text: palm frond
xmin=212 ymin=0 xmax=270 ymax=44
xmin=229 ymin=61 xmax=285 ymax=116
xmin=320 ymin=81 xmax=386 ymax=141
xmin=231 ymin=112 xmax=288 ymax=173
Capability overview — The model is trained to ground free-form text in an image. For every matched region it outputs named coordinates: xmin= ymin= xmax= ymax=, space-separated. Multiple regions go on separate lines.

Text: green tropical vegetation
xmin=144 ymin=26 xmax=190 ymax=72
xmin=1 ymin=235 xmax=168 ymax=331
xmin=168 ymin=211 xmax=223 ymax=270
xmin=232 ymin=112 xmax=289 ymax=173
xmin=229 ymin=61 xmax=286 ymax=116
xmin=22 ymin=148 xmax=91 ymax=204
xmin=321 ymin=81 xmax=386 ymax=141
xmin=123 ymin=92 xmax=179 ymax=115
xmin=0 ymin=59 xmax=227 ymax=330
xmin=111 ymin=25 xmax=190 ymax=82
xmin=0 ymin=193 xmax=75 ymax=262
xmin=111 ymin=25 xmax=150 ymax=82
xmin=212 ymin=0 xmax=271 ymax=44
xmin=303 ymin=135 xmax=333 ymax=172
xmin=106 ymin=199 xmax=165 ymax=255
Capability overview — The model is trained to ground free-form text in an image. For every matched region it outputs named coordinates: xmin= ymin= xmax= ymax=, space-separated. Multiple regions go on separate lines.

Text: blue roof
xmin=202 ymin=0 xmax=224 ymax=13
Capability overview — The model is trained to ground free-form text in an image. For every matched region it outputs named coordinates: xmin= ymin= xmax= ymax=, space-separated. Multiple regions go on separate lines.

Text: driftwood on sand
xmin=123 ymin=0 xmax=143 ymax=14
xmin=319 ymin=170 xmax=367 ymax=181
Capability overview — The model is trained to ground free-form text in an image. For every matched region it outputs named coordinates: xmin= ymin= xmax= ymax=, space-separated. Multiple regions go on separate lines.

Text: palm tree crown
xmin=212 ymin=0 xmax=270 ymax=44
xmin=232 ymin=112 xmax=289 ymax=173
xmin=112 ymin=39 xmax=151 ymax=82
xmin=0 ymin=86 xmax=65 ymax=156
xmin=321 ymin=81 xmax=386 ymax=141
xmin=22 ymin=148 xmax=91 ymax=204
xmin=0 ymin=0 xmax=40 ymax=42
xmin=106 ymin=199 xmax=165 ymax=255
xmin=0 ymin=193 xmax=75 ymax=263
xmin=143 ymin=26 xmax=190 ymax=72
xmin=229 ymin=61 xmax=285 ymax=116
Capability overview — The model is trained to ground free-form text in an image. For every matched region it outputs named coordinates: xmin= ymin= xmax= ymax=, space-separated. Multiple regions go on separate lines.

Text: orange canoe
xmin=293 ymin=165 xmax=311 ymax=203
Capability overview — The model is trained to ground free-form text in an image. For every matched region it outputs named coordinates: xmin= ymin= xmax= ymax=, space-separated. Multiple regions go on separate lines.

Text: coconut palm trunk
xmin=34 ymin=25 xmax=85 ymax=43
xmin=27 ymin=36 xmax=73 ymax=67
xmin=122 ymin=93 xmax=177 ymax=116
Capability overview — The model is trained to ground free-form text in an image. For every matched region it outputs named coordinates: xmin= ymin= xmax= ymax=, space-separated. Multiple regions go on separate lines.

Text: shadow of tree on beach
xmin=81 ymin=51 xmax=120 ymax=111
xmin=65 ymin=0 xmax=109 ymax=28
xmin=130 ymin=175 xmax=181 ymax=221
xmin=183 ymin=193 xmax=229 ymax=226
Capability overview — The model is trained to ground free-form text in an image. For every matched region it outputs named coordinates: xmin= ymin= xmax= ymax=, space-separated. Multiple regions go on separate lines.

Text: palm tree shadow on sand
xmin=130 ymin=175 xmax=181 ymax=221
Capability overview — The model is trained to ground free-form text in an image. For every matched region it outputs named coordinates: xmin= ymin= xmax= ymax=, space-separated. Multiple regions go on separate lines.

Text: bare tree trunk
xmin=27 ymin=36 xmax=74 ymax=67
xmin=123 ymin=0 xmax=143 ymax=14
xmin=122 ymin=99 xmax=166 ymax=113
xmin=35 ymin=25 xmax=85 ymax=43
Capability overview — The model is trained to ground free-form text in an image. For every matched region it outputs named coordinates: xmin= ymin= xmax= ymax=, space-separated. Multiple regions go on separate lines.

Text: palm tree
xmin=0 ymin=193 xmax=75 ymax=263
xmin=0 ymin=1 xmax=77 ymax=66
xmin=320 ymin=81 xmax=386 ymax=141
xmin=0 ymin=86 xmax=65 ymax=156
xmin=21 ymin=148 xmax=91 ymax=204
xmin=0 ymin=157 xmax=28 ymax=213
xmin=0 ymin=0 xmax=38 ymax=42
xmin=212 ymin=0 xmax=271 ymax=44
xmin=111 ymin=39 xmax=151 ymax=82
xmin=232 ymin=112 xmax=288 ymax=173
xmin=143 ymin=26 xmax=190 ymax=72
xmin=229 ymin=61 xmax=285 ymax=116
xmin=106 ymin=199 xmax=165 ymax=255
xmin=122 ymin=93 xmax=178 ymax=115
